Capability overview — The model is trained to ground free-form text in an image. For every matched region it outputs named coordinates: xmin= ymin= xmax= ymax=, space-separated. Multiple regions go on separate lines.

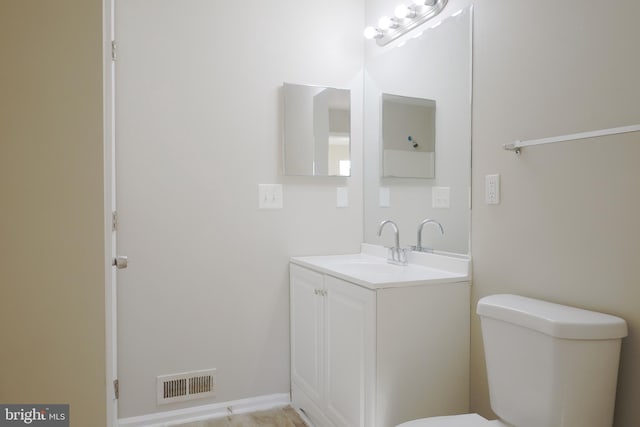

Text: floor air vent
xmin=157 ymin=369 xmax=216 ymax=404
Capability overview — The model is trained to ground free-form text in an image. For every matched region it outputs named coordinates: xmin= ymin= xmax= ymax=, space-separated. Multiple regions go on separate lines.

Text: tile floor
xmin=175 ymin=406 xmax=308 ymax=427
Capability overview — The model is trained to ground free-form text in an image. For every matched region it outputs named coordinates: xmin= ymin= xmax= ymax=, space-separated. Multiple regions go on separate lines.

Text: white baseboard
xmin=118 ymin=393 xmax=291 ymax=427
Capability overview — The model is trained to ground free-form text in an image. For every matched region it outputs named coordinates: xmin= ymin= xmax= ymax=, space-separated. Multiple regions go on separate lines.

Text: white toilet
xmin=398 ymin=294 xmax=628 ymax=427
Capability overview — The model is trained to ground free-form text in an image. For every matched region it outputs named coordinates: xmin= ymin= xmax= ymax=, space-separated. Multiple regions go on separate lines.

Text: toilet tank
xmin=477 ymin=294 xmax=627 ymax=427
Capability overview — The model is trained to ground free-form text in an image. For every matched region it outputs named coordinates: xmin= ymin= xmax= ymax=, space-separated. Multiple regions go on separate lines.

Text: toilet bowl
xmin=395 ymin=294 xmax=627 ymax=427
xmin=396 ymin=413 xmax=503 ymax=426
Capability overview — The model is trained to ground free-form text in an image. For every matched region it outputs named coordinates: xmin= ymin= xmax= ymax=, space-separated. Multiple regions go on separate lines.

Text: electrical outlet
xmin=485 ymin=174 xmax=500 ymax=204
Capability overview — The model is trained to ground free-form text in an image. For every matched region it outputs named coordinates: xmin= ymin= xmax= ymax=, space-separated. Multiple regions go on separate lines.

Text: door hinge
xmin=111 ymin=40 xmax=117 ymax=61
xmin=114 ymin=379 xmax=119 ymax=399
xmin=112 ymin=211 xmax=118 ymax=231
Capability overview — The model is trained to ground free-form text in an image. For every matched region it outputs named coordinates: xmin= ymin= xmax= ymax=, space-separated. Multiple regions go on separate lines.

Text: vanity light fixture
xmin=365 ymin=0 xmax=448 ymax=46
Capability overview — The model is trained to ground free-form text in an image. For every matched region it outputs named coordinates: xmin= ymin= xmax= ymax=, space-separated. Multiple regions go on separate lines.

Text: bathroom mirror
xmin=283 ymin=83 xmax=351 ymax=176
xmin=364 ymin=6 xmax=472 ymax=254
xmin=381 ymin=93 xmax=436 ymax=178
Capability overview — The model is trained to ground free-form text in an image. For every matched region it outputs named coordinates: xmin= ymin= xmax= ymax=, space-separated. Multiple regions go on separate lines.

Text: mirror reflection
xmin=364 ymin=6 xmax=472 ymax=254
xmin=283 ymin=83 xmax=351 ymax=176
xmin=382 ymin=93 xmax=436 ymax=179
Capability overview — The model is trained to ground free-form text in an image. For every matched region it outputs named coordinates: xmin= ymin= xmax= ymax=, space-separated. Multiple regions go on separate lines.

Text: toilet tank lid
xmin=477 ymin=294 xmax=628 ymax=339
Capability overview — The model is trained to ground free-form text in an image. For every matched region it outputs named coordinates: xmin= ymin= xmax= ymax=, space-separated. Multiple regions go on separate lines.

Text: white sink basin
xmin=291 ymin=244 xmax=471 ymax=289
xmin=328 ymin=256 xmax=406 ymax=277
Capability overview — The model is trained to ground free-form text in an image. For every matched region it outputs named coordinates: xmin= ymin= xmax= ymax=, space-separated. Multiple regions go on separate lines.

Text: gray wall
xmin=0 ymin=0 xmax=106 ymax=425
xmin=470 ymin=1 xmax=640 ymax=426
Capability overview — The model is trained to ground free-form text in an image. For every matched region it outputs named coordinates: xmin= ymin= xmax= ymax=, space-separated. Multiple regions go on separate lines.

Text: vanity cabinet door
xmin=290 ymin=264 xmax=324 ymax=404
xmin=324 ymin=275 xmax=375 ymax=427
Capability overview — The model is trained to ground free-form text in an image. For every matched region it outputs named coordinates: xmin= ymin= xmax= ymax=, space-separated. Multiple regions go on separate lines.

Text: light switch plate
xmin=379 ymin=187 xmax=390 ymax=207
xmin=336 ymin=187 xmax=348 ymax=208
xmin=258 ymin=184 xmax=283 ymax=209
xmin=432 ymin=187 xmax=450 ymax=208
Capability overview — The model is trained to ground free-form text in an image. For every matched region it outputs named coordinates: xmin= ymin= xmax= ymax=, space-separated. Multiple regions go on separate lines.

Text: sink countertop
xmin=291 ymin=244 xmax=471 ymax=290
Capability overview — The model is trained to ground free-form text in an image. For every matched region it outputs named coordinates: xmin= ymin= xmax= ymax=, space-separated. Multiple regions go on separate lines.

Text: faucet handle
xmin=386 ymin=246 xmax=395 ymax=261
xmin=386 ymin=247 xmax=409 ymax=266
xmin=396 ymin=247 xmax=409 ymax=265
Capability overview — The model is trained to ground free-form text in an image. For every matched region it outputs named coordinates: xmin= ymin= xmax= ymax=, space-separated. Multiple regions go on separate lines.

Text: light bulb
xmin=363 ymin=26 xmax=381 ymax=40
xmin=394 ymin=4 xmax=412 ymax=19
xmin=378 ymin=16 xmax=392 ymax=30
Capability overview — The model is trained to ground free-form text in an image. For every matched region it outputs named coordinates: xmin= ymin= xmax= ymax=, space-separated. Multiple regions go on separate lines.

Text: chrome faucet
xmin=378 ymin=219 xmax=400 ymax=248
xmin=377 ymin=220 xmax=408 ymax=265
xmin=413 ymin=219 xmax=445 ymax=253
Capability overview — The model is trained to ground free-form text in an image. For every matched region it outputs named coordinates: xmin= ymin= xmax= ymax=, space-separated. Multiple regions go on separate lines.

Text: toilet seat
xmin=396 ymin=413 xmax=489 ymax=427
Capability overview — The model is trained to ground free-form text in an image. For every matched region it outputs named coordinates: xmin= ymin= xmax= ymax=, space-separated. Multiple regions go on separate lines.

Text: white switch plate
xmin=432 ymin=186 xmax=450 ymax=208
xmin=336 ymin=187 xmax=348 ymax=208
xmin=485 ymin=174 xmax=500 ymax=204
xmin=379 ymin=187 xmax=390 ymax=207
xmin=258 ymin=184 xmax=283 ymax=209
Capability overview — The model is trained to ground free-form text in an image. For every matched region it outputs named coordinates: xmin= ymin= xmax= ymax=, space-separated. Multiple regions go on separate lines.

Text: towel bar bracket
xmin=502 ymin=142 xmax=521 ymax=154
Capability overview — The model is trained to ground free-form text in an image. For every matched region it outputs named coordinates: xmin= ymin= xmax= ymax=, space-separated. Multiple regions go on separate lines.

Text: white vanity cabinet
xmin=290 ymin=260 xmax=470 ymax=427
xmin=290 ymin=264 xmax=375 ymax=427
